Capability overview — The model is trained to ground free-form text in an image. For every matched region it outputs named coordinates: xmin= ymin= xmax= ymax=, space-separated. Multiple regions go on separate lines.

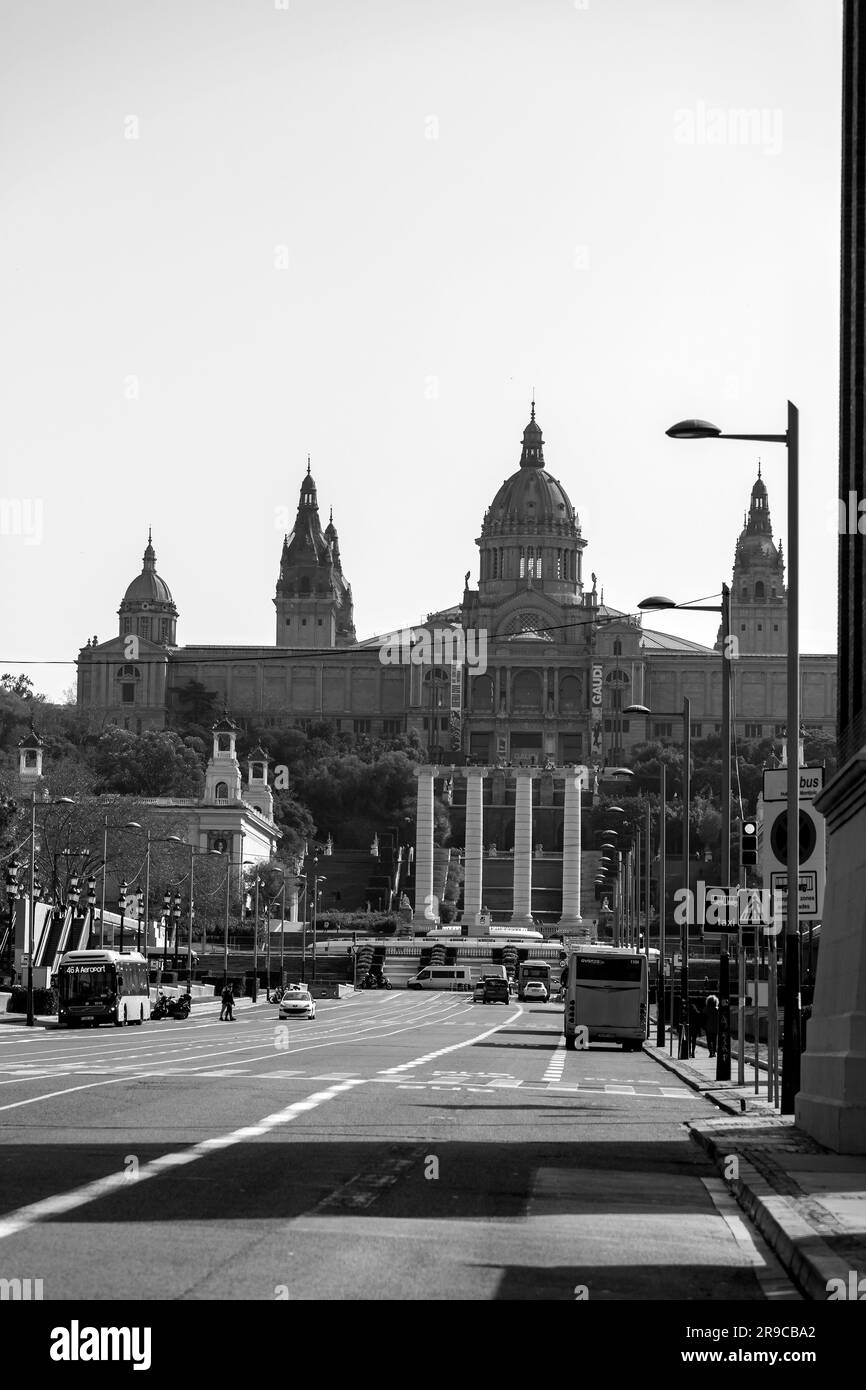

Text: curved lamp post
xmin=666 ymin=408 xmax=800 ymax=1110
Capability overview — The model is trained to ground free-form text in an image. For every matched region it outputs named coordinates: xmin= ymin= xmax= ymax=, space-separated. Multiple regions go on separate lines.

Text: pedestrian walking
xmin=688 ymin=999 xmax=703 ymax=1057
xmin=220 ymin=983 xmax=235 ymax=1022
xmin=704 ymin=994 xmax=719 ymax=1057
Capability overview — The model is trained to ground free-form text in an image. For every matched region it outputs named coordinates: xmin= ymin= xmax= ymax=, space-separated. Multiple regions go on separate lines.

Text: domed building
xmin=76 ymin=404 xmax=835 ymax=790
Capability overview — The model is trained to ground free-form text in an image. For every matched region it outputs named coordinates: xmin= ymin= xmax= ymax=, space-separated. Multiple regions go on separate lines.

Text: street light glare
xmin=665 ymin=418 xmax=722 ymax=439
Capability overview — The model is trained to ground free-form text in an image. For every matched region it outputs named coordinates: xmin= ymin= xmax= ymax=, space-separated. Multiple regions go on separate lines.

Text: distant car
xmin=483 ymin=978 xmax=510 ymax=1005
xmin=472 ymin=981 xmax=486 ymax=1002
xmin=523 ymin=981 xmax=549 ymax=1002
xmin=279 ymin=989 xmax=316 ymax=1020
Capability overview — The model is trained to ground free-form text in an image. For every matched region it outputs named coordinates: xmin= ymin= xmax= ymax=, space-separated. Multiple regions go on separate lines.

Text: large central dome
xmin=481 ymin=404 xmax=580 ymax=538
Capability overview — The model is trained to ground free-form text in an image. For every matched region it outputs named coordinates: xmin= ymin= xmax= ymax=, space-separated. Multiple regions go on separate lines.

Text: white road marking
xmin=541 ymin=1035 xmax=566 ymax=1084
xmin=378 ymin=1006 xmax=523 ymax=1074
xmin=0 ymin=1079 xmax=366 ymax=1243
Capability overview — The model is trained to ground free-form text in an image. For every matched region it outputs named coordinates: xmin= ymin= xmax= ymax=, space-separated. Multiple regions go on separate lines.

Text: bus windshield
xmin=60 ymin=963 xmax=114 ymax=1004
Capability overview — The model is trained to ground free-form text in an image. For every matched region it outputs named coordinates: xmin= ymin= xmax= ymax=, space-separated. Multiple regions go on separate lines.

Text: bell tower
xmin=723 ymin=466 xmax=788 ymax=655
xmin=274 ymin=462 xmax=356 ymax=648
xmin=204 ymin=715 xmax=242 ymax=803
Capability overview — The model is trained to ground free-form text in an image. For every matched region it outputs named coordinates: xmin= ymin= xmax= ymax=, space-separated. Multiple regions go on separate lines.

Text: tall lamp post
xmin=118 ymin=880 xmax=129 ymax=955
xmin=5 ymin=859 xmax=21 ymax=978
xmin=666 ymin=408 xmax=799 ymax=1109
xmin=27 ymin=794 xmax=75 ymax=1027
xmin=637 ymin=585 xmax=733 ymax=1079
xmin=625 ymin=701 xmax=691 ymax=1057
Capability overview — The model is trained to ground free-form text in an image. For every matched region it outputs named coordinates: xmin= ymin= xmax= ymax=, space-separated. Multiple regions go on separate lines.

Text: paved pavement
xmin=647 ymin=1030 xmax=866 ymax=1301
xmin=0 ymin=992 xmax=802 ymax=1301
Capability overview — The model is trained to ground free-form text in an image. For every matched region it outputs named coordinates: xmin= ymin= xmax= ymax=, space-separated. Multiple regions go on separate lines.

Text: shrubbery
xmin=6 ymin=985 xmax=58 ymax=1015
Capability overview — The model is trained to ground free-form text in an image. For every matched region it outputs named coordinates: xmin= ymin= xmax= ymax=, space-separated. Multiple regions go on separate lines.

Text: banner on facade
xmin=590 ymin=662 xmax=604 ymax=761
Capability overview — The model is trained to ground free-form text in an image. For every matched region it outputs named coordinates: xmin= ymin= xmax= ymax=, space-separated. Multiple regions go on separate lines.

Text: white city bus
xmin=563 ymin=945 xmax=648 ymax=1051
xmin=57 ymin=950 xmax=151 ymax=1028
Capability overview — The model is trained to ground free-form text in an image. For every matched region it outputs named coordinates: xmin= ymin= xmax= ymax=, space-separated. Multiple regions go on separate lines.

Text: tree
xmin=0 ymin=674 xmax=44 ymax=701
xmin=91 ymin=729 xmax=205 ymax=797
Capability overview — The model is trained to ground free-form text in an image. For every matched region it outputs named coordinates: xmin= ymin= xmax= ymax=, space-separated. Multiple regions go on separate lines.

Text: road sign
xmin=762 ymin=766 xmax=824 ymax=802
xmin=769 ymin=871 xmax=819 ymax=919
xmin=762 ymin=797 xmax=825 ymax=920
xmin=19 ymin=953 xmax=30 ymax=966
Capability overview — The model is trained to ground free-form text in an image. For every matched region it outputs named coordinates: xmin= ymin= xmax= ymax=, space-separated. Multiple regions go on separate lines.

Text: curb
xmin=643 ymin=1037 xmax=853 ymax=1301
xmin=688 ymin=1121 xmax=851 ymax=1302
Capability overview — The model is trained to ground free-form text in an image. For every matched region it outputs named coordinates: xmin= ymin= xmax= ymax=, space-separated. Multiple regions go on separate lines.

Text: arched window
xmin=299 ymin=576 xmax=311 ymax=595
xmin=512 ymin=670 xmax=543 ymax=712
xmin=754 ymin=580 xmax=765 ymax=599
xmin=613 ymin=639 xmax=622 ymax=656
xmin=742 ymin=585 xmax=749 ymax=600
xmin=559 ymin=673 xmax=583 ymax=713
xmin=471 ymin=674 xmax=494 ymax=712
xmin=116 ymin=664 xmax=141 ymax=707
xmin=215 ymin=781 xmax=229 ymax=799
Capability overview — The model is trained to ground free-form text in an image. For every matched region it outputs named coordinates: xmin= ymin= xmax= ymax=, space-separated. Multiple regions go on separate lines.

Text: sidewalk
xmin=0 ymin=990 xmax=262 ymax=1025
xmin=646 ymin=1031 xmax=866 ymax=1301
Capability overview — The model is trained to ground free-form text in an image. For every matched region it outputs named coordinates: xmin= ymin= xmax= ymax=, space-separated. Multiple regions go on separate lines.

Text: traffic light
xmin=741 ymin=820 xmax=758 ymax=866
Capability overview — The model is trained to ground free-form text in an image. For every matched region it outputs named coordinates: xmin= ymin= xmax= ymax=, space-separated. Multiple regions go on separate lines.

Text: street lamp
xmin=118 ymin=880 xmax=129 ymax=955
xmin=666 ymin=406 xmax=800 ymax=1110
xmin=625 ymin=700 xmax=692 ymax=1058
xmin=26 ymin=794 xmax=75 ymax=1027
xmin=638 ymin=586 xmax=733 ymax=1080
xmin=5 ymin=859 xmax=21 ymax=978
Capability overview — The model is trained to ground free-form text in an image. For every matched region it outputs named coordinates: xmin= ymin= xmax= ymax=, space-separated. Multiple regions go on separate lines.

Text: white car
xmin=523 ymin=981 xmax=549 ymax=1002
xmin=279 ymin=989 xmax=317 ymax=1020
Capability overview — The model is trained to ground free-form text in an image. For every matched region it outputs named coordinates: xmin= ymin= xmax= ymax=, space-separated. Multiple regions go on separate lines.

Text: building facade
xmin=76 ymin=406 xmax=836 ymax=770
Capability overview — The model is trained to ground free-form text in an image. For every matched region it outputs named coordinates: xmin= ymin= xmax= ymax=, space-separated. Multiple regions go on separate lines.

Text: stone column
xmin=559 ymin=766 xmax=585 ymax=931
xmin=287 ymin=883 xmax=300 ymax=923
xmin=797 ymin=752 xmax=866 ymax=1151
xmin=511 ymin=771 xmax=534 ymax=926
xmin=463 ymin=770 xmax=486 ymax=929
xmin=412 ymin=766 xmax=437 ymax=928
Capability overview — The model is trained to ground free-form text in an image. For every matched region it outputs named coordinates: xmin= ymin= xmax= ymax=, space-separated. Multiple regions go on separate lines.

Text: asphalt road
xmin=0 ymin=994 xmax=799 ymax=1301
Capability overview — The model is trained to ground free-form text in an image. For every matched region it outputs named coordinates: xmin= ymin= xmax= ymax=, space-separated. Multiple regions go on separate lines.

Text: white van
xmin=407 ymin=966 xmax=474 ymax=991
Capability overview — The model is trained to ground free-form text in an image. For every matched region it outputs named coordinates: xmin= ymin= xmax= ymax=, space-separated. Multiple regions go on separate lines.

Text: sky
xmin=0 ymin=0 xmax=843 ymax=703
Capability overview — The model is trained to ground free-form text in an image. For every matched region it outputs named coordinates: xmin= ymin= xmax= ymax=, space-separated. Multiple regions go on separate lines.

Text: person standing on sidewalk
xmin=704 ymin=994 xmax=719 ymax=1058
xmin=688 ymin=999 xmax=703 ymax=1057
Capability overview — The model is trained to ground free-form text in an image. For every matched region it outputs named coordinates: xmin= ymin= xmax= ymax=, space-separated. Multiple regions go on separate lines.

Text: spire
xmin=143 ymin=531 xmax=156 ymax=567
xmin=519 ymin=398 xmax=545 ymax=468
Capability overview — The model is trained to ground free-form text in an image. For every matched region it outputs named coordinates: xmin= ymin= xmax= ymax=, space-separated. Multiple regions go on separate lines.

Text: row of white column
xmin=412 ymin=766 xmax=585 ymax=929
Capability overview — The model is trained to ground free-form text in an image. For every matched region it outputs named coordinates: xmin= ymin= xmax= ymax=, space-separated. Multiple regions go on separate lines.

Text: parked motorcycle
xmin=167 ymin=993 xmax=191 ymax=1020
xmin=151 ymin=993 xmax=170 ymax=1021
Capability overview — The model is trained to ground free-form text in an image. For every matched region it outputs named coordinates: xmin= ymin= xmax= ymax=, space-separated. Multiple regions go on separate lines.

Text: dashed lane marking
xmin=541 ymin=1035 xmax=566 ymax=1084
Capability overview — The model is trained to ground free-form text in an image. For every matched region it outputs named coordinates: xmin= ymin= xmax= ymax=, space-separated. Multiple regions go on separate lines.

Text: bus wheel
xmin=115 ymin=1009 xmax=127 ymax=1027
xmin=565 ymin=1032 xmax=576 ymax=1051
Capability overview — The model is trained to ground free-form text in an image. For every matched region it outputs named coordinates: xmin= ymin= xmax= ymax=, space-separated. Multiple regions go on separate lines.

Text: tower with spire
xmin=721 ymin=465 xmax=788 ymax=655
xmin=273 ymin=462 xmax=355 ymax=648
